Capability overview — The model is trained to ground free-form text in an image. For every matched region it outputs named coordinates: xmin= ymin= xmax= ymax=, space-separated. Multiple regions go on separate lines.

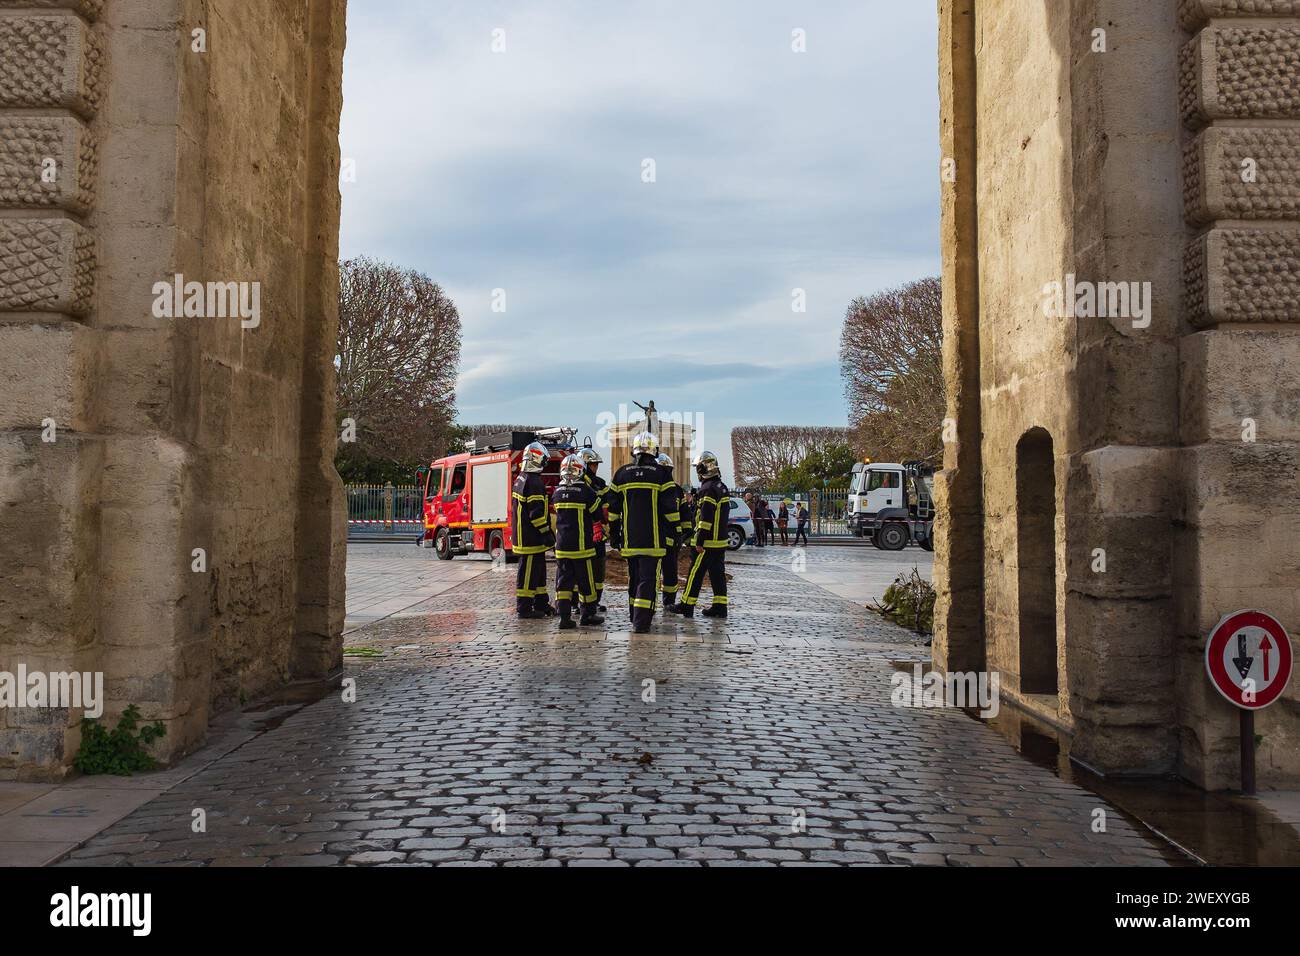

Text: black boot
xmin=579 ymin=610 xmax=605 ymax=625
xmin=702 ymin=605 xmax=727 ymax=618
xmin=518 ymin=607 xmax=545 ymax=619
xmin=558 ymin=617 xmax=577 ymax=630
xmin=668 ymin=603 xmax=693 ymax=617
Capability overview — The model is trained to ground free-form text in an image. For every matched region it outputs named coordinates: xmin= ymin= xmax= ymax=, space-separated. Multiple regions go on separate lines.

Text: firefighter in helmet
xmin=607 ymin=431 xmax=681 ymax=633
xmin=669 ymin=450 xmax=730 ymax=618
xmin=511 ymin=440 xmax=554 ymax=618
xmin=551 ymin=454 xmax=605 ymax=629
xmin=655 ymin=452 xmax=690 ymax=610
xmin=578 ymin=446 xmax=610 ymax=611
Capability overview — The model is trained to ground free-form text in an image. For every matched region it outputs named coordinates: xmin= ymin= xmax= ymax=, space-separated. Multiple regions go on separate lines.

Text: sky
xmin=339 ymin=0 xmax=940 ymax=483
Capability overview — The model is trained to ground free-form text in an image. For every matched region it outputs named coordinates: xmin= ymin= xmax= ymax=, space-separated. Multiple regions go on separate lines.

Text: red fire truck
xmin=416 ymin=429 xmax=577 ymax=561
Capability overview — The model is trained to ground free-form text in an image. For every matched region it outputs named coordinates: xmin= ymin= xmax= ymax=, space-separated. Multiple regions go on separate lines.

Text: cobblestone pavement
xmin=344 ymin=544 xmax=491 ymax=633
xmin=56 ymin=552 xmax=1178 ymax=867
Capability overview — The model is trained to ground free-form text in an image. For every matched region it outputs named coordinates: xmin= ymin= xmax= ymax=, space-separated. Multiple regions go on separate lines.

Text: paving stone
xmin=56 ymin=552 xmax=1177 ymax=868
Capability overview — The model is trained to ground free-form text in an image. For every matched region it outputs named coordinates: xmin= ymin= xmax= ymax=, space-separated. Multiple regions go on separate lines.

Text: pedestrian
xmin=794 ymin=502 xmax=810 ymax=546
xmin=752 ymin=496 xmax=766 ymax=547
xmin=765 ymin=500 xmax=777 ymax=545
xmin=669 ymin=451 xmax=730 ymax=619
xmin=778 ymin=500 xmax=790 ymax=545
xmin=551 ymin=453 xmax=604 ymax=629
xmin=607 ymin=431 xmax=681 ymax=634
xmin=511 ymin=441 xmax=555 ymax=618
xmin=578 ymin=446 xmax=609 ymax=611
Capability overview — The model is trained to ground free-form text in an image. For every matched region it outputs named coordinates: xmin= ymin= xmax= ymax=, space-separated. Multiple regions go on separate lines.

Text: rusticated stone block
xmin=1180 ymin=0 xmax=1300 ymax=30
xmin=0 ymin=14 xmax=103 ymax=117
xmin=1184 ymin=126 xmax=1300 ymax=225
xmin=0 ymin=219 xmax=95 ymax=314
xmin=1181 ymin=24 xmax=1300 ymax=127
xmin=1184 ymin=226 xmax=1300 ymax=325
xmin=0 ymin=116 xmax=97 ymax=214
xmin=0 ymin=1 xmax=102 ymax=20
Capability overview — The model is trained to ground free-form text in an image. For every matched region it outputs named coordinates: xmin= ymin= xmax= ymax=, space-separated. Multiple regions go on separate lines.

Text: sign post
xmin=1204 ymin=609 xmax=1294 ymax=795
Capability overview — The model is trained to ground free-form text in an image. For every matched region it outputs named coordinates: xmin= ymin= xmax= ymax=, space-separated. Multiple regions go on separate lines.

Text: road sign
xmin=1205 ymin=609 xmax=1293 ymax=710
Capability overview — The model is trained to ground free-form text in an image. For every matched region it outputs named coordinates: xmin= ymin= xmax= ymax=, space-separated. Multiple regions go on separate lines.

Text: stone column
xmin=0 ymin=0 xmax=105 ymax=778
xmin=1177 ymin=0 xmax=1300 ymax=788
xmin=933 ymin=0 xmax=987 ymax=677
xmin=0 ymin=0 xmax=347 ymax=779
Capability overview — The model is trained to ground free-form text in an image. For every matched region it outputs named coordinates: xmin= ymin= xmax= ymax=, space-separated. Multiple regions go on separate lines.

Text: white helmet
xmin=693 ymin=450 xmax=721 ymax=480
xmin=631 ymin=431 xmax=659 ymax=457
xmin=655 ymin=452 xmax=673 ymax=470
xmin=559 ymin=453 xmax=585 ymax=484
xmin=520 ymin=441 xmax=548 ymax=473
xmin=578 ymin=447 xmax=602 ymax=467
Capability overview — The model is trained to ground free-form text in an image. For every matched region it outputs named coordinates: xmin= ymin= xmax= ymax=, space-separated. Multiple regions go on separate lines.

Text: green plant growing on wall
xmin=73 ymin=704 xmax=166 ymax=776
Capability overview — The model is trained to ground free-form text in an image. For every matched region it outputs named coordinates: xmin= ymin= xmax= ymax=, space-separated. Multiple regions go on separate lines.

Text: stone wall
xmin=1177 ymin=0 xmax=1300 ymax=787
xmin=937 ymin=0 xmax=1300 ymax=788
xmin=0 ymin=0 xmax=346 ymax=780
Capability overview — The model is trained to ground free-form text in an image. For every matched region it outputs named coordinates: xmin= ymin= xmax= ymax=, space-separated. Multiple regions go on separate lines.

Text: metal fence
xmin=346 ymin=483 xmax=423 ymax=536
xmin=746 ymin=487 xmax=852 ymax=539
xmin=810 ymin=487 xmax=851 ymax=537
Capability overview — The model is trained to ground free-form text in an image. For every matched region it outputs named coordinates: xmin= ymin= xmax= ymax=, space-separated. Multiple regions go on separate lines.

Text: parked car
xmin=725 ymin=498 xmax=754 ymax=550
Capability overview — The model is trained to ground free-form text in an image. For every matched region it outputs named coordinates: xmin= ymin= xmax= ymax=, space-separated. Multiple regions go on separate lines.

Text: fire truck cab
xmin=417 ymin=429 xmax=576 ymax=562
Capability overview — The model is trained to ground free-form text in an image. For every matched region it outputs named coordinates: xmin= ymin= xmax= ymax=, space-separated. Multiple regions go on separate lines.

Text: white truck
xmin=846 ymin=459 xmax=936 ymax=551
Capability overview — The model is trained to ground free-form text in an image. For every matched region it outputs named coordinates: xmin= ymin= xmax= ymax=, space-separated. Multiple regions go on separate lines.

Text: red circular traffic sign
xmin=1205 ymin=610 xmax=1293 ymax=710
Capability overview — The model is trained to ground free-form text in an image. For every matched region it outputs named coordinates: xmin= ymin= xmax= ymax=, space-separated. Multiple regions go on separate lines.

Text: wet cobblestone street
xmin=57 ymin=551 xmax=1178 ymax=867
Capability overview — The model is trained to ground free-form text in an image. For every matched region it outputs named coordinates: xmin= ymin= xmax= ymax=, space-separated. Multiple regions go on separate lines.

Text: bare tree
xmin=839 ymin=277 xmax=943 ymax=464
xmin=336 ymin=257 xmax=462 ymax=469
xmin=731 ymin=425 xmax=850 ymax=485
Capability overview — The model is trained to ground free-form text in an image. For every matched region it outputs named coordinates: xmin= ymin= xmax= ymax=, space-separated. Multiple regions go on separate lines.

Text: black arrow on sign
xmin=1232 ymin=632 xmax=1254 ymax=681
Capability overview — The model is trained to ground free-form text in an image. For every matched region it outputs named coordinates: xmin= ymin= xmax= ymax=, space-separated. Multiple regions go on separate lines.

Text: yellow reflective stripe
xmin=632 ymin=598 xmax=653 ymax=609
xmin=713 ymin=596 xmax=729 ymax=604
xmin=512 ymin=493 xmax=547 ymax=502
xmin=619 ymin=482 xmax=661 ymax=490
xmin=555 ymin=548 xmax=596 ymax=559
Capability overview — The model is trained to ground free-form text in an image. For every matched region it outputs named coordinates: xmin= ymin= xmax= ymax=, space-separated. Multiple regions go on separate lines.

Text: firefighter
xmin=669 ymin=450 xmax=730 ymax=618
xmin=511 ymin=440 xmax=554 ymax=618
xmin=607 ymin=431 xmax=681 ymax=634
xmin=578 ymin=446 xmax=610 ymax=611
xmin=551 ymin=453 xmax=605 ymax=629
xmin=655 ymin=452 xmax=690 ymax=610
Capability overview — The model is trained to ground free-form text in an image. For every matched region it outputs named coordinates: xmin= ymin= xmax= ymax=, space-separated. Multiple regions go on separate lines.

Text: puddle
xmin=981 ymin=703 xmax=1300 ymax=866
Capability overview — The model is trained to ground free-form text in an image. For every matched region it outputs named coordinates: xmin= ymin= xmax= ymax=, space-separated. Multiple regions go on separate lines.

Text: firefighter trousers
xmin=660 ymin=544 xmax=680 ymax=606
xmin=555 ymin=557 xmax=599 ymax=620
xmin=682 ymin=548 xmax=727 ymax=607
xmin=515 ymin=551 xmax=549 ymax=613
xmin=626 ymin=555 xmax=661 ymax=631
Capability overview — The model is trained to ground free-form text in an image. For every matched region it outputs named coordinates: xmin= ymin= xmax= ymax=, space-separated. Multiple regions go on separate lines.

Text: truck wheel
xmin=488 ymin=531 xmax=506 ymax=562
xmin=434 ymin=527 xmax=454 ymax=560
xmin=919 ymin=529 xmax=935 ymax=552
xmin=878 ymin=522 xmax=908 ymax=551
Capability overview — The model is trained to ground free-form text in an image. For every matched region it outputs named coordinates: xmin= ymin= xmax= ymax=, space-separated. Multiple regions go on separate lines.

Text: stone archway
xmin=1015 ymin=427 xmax=1058 ymax=698
xmin=2 ymin=0 xmax=1299 ymax=791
